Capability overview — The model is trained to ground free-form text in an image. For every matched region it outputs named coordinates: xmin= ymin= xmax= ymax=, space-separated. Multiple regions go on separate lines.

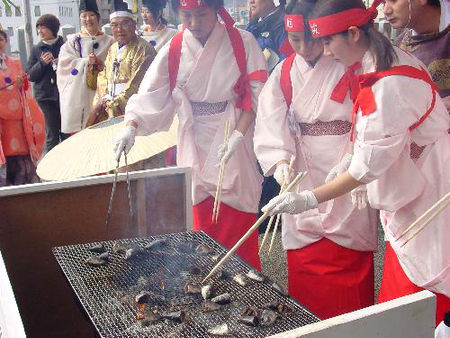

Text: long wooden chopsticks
xmin=259 ymin=156 xmax=295 ymax=255
xmin=212 ymin=120 xmax=231 ymax=223
xmin=202 ymin=171 xmax=308 ymax=283
xmin=396 ymin=191 xmax=449 ymax=247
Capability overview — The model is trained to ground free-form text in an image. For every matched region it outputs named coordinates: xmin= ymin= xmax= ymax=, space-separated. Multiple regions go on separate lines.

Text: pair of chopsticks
xmin=203 ymin=171 xmax=308 ymax=283
xmin=212 ymin=121 xmax=232 ymax=223
xmin=259 ymin=156 xmax=296 ymax=255
xmin=395 ymin=191 xmax=449 ymax=247
xmin=105 ymin=152 xmax=134 ymax=228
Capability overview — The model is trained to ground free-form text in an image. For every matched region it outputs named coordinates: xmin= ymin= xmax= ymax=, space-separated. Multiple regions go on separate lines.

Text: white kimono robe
xmin=125 ymin=22 xmax=266 ymax=213
xmin=139 ymin=26 xmax=178 ymax=52
xmin=255 ymin=54 xmax=378 ymax=252
xmin=57 ymin=33 xmax=114 ymax=133
xmin=348 ymin=47 xmax=450 ymax=296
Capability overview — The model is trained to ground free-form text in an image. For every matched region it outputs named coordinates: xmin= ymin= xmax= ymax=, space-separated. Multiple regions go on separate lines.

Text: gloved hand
xmin=273 ymin=163 xmax=290 ymax=187
xmin=325 ymin=153 xmax=353 ymax=183
xmin=217 ymin=130 xmax=244 ymax=164
xmin=113 ymin=125 xmax=136 ymax=162
xmin=262 ymin=190 xmax=318 ymax=216
xmin=351 ymin=185 xmax=368 ymax=210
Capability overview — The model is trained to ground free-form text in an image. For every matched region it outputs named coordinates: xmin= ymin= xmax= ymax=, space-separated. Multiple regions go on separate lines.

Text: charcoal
xmin=144 ymin=239 xmax=167 ymax=251
xmin=201 ymin=300 xmax=221 ymax=313
xmin=241 ymin=306 xmax=259 ymax=317
xmin=239 ymin=315 xmax=259 ymax=327
xmin=161 ymin=310 xmax=186 ymax=323
xmin=89 ymin=243 xmax=106 ymax=253
xmin=211 ymin=293 xmax=231 ymax=305
xmin=135 ymin=291 xmax=152 ymax=304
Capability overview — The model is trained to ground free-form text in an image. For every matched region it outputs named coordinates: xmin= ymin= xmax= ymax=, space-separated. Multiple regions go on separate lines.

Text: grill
xmin=53 ymin=231 xmax=319 ymax=337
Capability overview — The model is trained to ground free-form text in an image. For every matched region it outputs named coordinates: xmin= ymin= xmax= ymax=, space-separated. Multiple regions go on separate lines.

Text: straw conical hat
xmin=37 ymin=116 xmax=178 ymax=181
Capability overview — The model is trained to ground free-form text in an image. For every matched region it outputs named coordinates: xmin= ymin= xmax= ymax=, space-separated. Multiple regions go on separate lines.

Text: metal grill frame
xmin=53 ymin=231 xmax=319 ymax=337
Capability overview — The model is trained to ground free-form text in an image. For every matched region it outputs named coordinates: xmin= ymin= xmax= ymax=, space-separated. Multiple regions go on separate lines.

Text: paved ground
xmin=258 ymin=225 xmax=386 ymax=302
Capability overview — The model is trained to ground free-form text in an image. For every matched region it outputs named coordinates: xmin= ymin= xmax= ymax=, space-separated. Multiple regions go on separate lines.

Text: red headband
xmin=308 ymin=0 xmax=384 ymax=39
xmin=285 ymin=15 xmax=305 ymax=32
xmin=178 ymin=0 xmax=205 ymax=9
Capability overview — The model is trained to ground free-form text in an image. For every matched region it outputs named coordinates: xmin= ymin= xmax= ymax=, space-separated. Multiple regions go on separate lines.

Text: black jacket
xmin=25 ymin=36 xmax=65 ymax=102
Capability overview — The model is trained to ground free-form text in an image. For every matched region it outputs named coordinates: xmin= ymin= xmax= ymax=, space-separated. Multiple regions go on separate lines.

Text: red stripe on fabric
xmin=280 ymin=53 xmax=296 ymax=107
xmin=168 ymin=32 xmax=184 ymax=92
xmin=330 ymin=62 xmax=361 ymax=103
xmin=192 ymin=196 xmax=261 ymax=270
xmin=279 ymin=38 xmax=294 ymax=56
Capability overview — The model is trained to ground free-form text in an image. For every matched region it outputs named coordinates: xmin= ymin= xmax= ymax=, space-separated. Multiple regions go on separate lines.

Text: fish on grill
xmin=89 ymin=243 xmax=106 ymax=253
xmin=144 ymin=238 xmax=167 ymax=251
xmin=195 ymin=244 xmax=215 ymax=255
xmin=201 ymin=284 xmax=214 ymax=300
xmin=233 ymin=273 xmax=250 ymax=287
xmin=201 ymin=300 xmax=222 ymax=312
xmin=208 ymin=323 xmax=232 ymax=336
xmin=85 ymin=255 xmax=107 ymax=266
xmin=112 ymin=242 xmax=127 ymax=254
xmin=125 ymin=247 xmax=142 ymax=260
xmin=178 ymin=242 xmax=198 ymax=254
xmin=161 ymin=310 xmax=186 ymax=323
xmin=211 ymin=293 xmax=231 ymax=305
xmin=246 ymin=269 xmax=264 ymax=282
xmin=264 ymin=300 xmax=293 ymax=314
xmin=184 ymin=282 xmax=202 ymax=294
xmin=260 ymin=309 xmax=280 ymax=327
xmin=272 ymin=282 xmax=288 ymax=296
xmin=98 ymin=252 xmax=109 ymax=261
xmin=241 ymin=306 xmax=259 ymax=317
xmin=211 ymin=253 xmax=224 ymax=262
xmin=217 ymin=270 xmax=232 ymax=281
xmin=239 ymin=315 xmax=259 ymax=327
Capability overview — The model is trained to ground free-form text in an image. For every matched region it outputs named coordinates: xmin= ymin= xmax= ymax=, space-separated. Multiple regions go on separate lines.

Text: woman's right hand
xmin=40 ymin=52 xmax=53 ymax=65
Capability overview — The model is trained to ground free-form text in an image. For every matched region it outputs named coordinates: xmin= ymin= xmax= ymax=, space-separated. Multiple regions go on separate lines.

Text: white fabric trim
xmin=110 ymin=11 xmax=133 ymax=20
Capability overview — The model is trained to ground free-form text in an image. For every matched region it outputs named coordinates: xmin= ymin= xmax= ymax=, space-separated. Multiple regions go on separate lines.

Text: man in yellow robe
xmin=87 ymin=1 xmax=156 ymax=125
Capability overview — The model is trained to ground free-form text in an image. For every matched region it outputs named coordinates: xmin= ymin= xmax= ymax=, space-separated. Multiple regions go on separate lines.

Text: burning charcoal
xmin=186 ymin=266 xmax=202 ymax=275
xmin=217 ymin=270 xmax=231 ymax=281
xmin=89 ymin=243 xmax=106 ymax=253
xmin=201 ymin=300 xmax=221 ymax=313
xmin=239 ymin=315 xmax=259 ymax=327
xmin=201 ymin=285 xmax=214 ymax=300
xmin=84 ymin=256 xmax=107 ymax=266
xmin=161 ymin=310 xmax=186 ymax=323
xmin=208 ymin=323 xmax=232 ymax=336
xmin=144 ymin=238 xmax=167 ymax=251
xmin=241 ymin=306 xmax=259 ymax=317
xmin=112 ymin=242 xmax=127 ymax=254
xmin=211 ymin=253 xmax=224 ymax=262
xmin=260 ymin=309 xmax=279 ymax=327
xmin=137 ymin=310 xmax=160 ymax=327
xmin=124 ymin=247 xmax=140 ymax=260
xmin=98 ymin=252 xmax=109 ymax=261
xmin=195 ymin=244 xmax=215 ymax=255
xmin=233 ymin=273 xmax=250 ymax=287
xmin=211 ymin=293 xmax=231 ymax=305
xmin=178 ymin=242 xmax=197 ymax=254
xmin=246 ymin=269 xmax=264 ymax=282
xmin=135 ymin=291 xmax=152 ymax=304
xmin=272 ymin=282 xmax=288 ymax=296
xmin=184 ymin=282 xmax=202 ymax=294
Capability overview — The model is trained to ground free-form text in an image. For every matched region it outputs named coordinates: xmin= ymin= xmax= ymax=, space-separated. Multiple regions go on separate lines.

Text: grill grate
xmin=53 ymin=231 xmax=319 ymax=337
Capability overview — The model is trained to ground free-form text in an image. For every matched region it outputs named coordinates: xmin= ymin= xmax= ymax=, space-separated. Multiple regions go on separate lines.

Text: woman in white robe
xmin=115 ymin=0 xmax=267 ymax=269
xmin=254 ymin=0 xmax=377 ymax=319
xmin=57 ymin=1 xmax=114 ymax=134
xmin=264 ymin=0 xmax=450 ymax=324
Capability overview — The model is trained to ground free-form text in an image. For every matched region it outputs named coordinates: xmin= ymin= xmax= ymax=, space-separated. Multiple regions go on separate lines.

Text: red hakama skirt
xmin=192 ymin=196 xmax=261 ymax=271
xmin=287 ymin=238 xmax=374 ymax=319
xmin=378 ymin=242 xmax=450 ymax=326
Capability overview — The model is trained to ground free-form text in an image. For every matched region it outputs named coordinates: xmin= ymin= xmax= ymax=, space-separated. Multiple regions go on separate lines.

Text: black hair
xmin=285 ymin=0 xmax=317 ymax=40
xmin=142 ymin=0 xmax=168 ymax=25
xmin=311 ymin=0 xmax=397 ymax=71
xmin=0 ymin=30 xmax=7 ymax=41
xmin=170 ymin=0 xmax=224 ymax=12
xmin=36 ymin=14 xmax=60 ymax=38
xmin=428 ymin=0 xmax=440 ymax=7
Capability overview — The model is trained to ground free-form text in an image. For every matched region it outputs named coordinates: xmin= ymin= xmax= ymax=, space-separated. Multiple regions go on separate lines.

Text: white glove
xmin=273 ymin=163 xmax=291 ymax=187
xmin=113 ymin=125 xmax=136 ymax=162
xmin=325 ymin=153 xmax=353 ymax=183
xmin=351 ymin=185 xmax=368 ymax=210
xmin=217 ymin=130 xmax=244 ymax=164
xmin=262 ymin=190 xmax=318 ymax=216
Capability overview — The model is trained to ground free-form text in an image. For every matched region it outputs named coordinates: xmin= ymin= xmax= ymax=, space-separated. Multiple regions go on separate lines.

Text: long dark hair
xmin=0 ymin=30 xmax=7 ymax=41
xmin=285 ymin=0 xmax=318 ymax=40
xmin=311 ymin=0 xmax=397 ymax=71
xmin=143 ymin=0 xmax=168 ymax=25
